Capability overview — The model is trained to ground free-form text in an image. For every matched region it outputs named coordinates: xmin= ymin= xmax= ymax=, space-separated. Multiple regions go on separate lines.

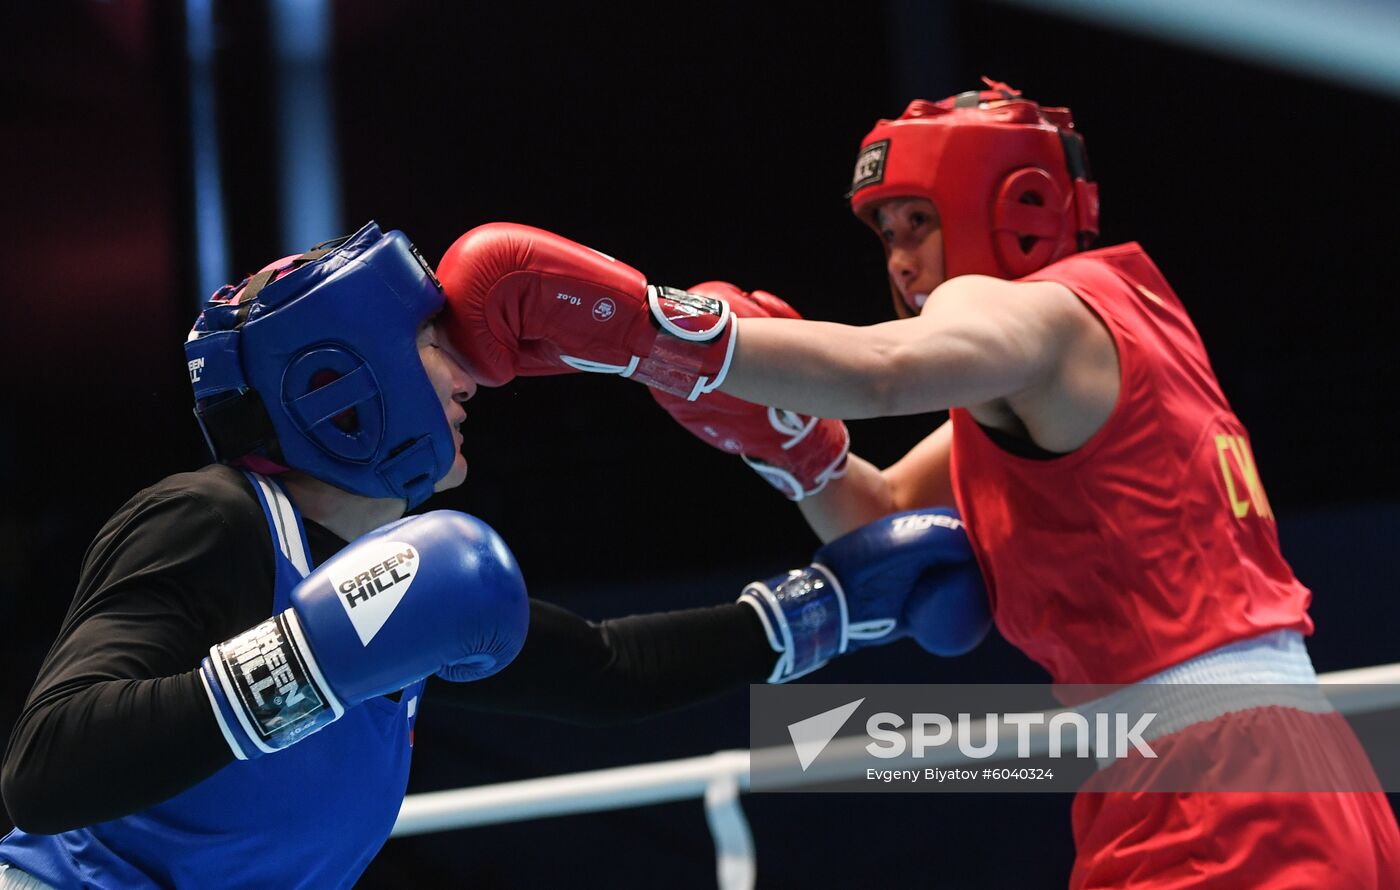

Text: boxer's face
xmin=874 ymin=196 xmax=944 ymax=313
xmin=418 ymin=320 xmax=476 ymax=491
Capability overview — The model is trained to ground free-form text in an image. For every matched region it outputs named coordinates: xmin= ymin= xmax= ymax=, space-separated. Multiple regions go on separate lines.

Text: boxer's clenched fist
xmin=436 ymin=224 xmax=735 ymax=400
xmin=650 ymin=282 xmax=849 ymax=500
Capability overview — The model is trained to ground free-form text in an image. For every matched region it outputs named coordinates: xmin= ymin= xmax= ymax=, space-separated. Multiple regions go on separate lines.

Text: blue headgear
xmin=185 ymin=221 xmax=453 ymax=508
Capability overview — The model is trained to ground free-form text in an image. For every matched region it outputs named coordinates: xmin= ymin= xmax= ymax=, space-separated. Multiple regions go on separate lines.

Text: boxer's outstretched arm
xmin=800 ymin=422 xmax=956 ymax=542
xmin=442 ymin=507 xmax=986 ymax=703
xmin=723 ymin=276 xmax=1085 ymax=419
xmin=428 ymin=599 xmax=776 ymax=724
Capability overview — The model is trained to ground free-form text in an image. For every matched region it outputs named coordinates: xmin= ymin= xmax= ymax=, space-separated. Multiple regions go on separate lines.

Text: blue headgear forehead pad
xmin=186 ymin=221 xmax=453 ymax=508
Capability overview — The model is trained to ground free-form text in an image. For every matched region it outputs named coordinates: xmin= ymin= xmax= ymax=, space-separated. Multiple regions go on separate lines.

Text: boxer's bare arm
xmin=798 ymin=456 xmax=892 ymax=542
xmin=799 ymin=423 xmax=954 ymax=542
xmin=884 ymin=420 xmax=957 ymax=508
xmin=725 ymin=276 xmax=1107 ymax=437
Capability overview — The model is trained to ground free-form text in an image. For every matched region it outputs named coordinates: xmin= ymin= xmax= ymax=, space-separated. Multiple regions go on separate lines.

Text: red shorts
xmin=1069 ymin=707 xmax=1400 ymax=888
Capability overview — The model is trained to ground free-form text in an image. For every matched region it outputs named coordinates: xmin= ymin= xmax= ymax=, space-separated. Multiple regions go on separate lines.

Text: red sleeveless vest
xmin=950 ymin=243 xmax=1311 ymax=684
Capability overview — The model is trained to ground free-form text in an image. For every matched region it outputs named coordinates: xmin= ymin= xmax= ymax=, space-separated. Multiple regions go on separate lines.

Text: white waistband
xmin=1136 ymin=629 xmax=1318 ymax=685
xmin=1084 ymin=630 xmax=1334 ymax=744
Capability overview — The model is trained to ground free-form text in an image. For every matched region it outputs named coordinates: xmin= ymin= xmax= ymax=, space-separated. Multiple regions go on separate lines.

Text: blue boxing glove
xmin=739 ymin=509 xmax=990 ymax=682
xmin=201 ymin=511 xmax=530 ymax=759
xmin=905 ymin=559 xmax=991 ymax=657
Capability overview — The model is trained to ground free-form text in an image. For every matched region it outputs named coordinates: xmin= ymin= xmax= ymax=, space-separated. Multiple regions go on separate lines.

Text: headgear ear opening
xmin=307 ymin=369 xmax=359 ymax=434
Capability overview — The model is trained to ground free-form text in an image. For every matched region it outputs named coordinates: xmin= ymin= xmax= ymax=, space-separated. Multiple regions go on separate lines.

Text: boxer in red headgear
xmin=848 ymin=82 xmax=1099 ymax=314
xmin=437 ymin=80 xmax=1400 ymax=888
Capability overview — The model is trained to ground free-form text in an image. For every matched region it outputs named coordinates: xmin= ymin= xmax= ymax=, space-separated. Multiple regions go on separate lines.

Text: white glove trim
xmin=685 ymin=319 xmax=740 ymax=401
xmin=282 ymin=608 xmax=346 ymax=722
xmin=739 ymin=566 xmax=850 ymax=682
xmin=741 ymin=455 xmax=804 ymax=501
xmin=740 ymin=575 xmax=804 ymax=683
xmin=847 ymin=618 xmax=900 ymax=641
xmin=740 ymin=421 xmax=849 ymax=502
xmin=648 ymin=284 xmax=734 ymax=342
xmin=206 ymin=609 xmax=344 ymax=758
xmin=558 ymin=354 xmax=641 ymax=376
xmin=809 ymin=562 xmax=851 ymax=655
xmin=812 ymin=431 xmax=851 ymax=488
xmin=771 ymin=408 xmax=819 ymax=450
xmin=738 ymin=589 xmax=793 ymax=684
xmin=208 ymin=639 xmax=279 ymax=756
xmin=200 ymin=668 xmax=250 ymax=761
xmin=738 ymin=585 xmax=783 ymax=653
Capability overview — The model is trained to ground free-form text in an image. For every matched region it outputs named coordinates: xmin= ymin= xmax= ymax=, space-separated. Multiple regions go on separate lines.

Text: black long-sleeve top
xmin=1 ymin=465 xmax=775 ymax=833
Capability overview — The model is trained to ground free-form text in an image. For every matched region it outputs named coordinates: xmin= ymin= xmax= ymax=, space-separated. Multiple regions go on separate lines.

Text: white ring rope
xmin=391 ymin=661 xmax=1400 ymax=887
xmin=704 ymin=774 xmax=755 ymax=890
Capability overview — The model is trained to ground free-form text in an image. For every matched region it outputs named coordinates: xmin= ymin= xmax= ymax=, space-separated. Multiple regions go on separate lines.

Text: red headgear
xmin=849 ymin=80 xmax=1100 ymax=316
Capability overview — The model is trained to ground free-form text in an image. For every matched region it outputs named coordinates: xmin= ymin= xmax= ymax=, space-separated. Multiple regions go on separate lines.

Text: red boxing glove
xmin=435 ymin=223 xmax=735 ymax=400
xmin=651 ymin=282 xmax=849 ymax=501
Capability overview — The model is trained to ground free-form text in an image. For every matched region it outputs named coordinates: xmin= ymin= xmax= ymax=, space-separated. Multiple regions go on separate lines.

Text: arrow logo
xmin=787 ymin=698 xmax=864 ymax=771
xmin=328 ymin=541 xmax=420 ymax=646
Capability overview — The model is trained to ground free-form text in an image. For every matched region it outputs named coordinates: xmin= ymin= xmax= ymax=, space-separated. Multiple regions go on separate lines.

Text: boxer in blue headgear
xmin=0 ymin=221 xmax=536 ymax=887
xmin=186 ymin=221 xmax=456 ymax=508
xmin=0 ymin=219 xmax=988 ymax=890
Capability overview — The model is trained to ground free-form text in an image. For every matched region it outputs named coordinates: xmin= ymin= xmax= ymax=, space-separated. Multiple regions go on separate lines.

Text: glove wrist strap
xmin=737 ymin=565 xmax=848 ymax=683
xmin=557 ymin=285 xmax=736 ymax=399
xmin=629 ymin=285 xmax=736 ymax=399
xmin=200 ymin=609 xmax=344 ymax=759
xmin=743 ymin=447 xmax=849 ymax=501
xmin=742 ymin=414 xmax=850 ymax=501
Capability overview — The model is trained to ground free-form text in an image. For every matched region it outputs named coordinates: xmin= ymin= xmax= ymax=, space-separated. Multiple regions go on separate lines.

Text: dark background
xmin=2 ymin=1 xmax=1398 ymax=887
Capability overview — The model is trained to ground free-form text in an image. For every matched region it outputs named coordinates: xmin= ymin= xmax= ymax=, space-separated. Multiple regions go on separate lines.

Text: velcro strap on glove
xmin=625 ymin=286 xmax=737 ymax=400
xmin=742 ymin=413 xmax=849 ymax=500
xmin=737 ymin=565 xmax=848 ymax=683
xmin=200 ymin=610 xmax=344 ymax=760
